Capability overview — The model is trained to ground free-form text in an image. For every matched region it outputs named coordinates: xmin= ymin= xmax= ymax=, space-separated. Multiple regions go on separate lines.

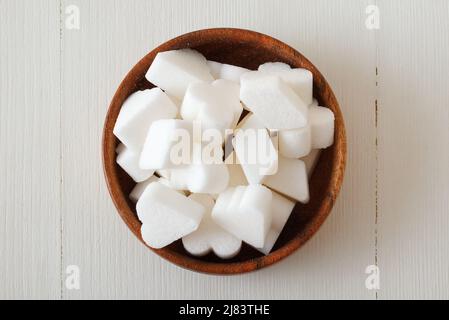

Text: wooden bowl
xmin=102 ymin=28 xmax=346 ymax=275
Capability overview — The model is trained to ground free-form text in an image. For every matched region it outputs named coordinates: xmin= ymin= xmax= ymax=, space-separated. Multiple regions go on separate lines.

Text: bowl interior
xmin=103 ymin=28 xmax=346 ymax=274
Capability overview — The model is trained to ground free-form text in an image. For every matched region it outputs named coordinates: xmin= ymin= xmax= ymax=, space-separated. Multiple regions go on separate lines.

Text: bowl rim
xmin=102 ymin=27 xmax=347 ymax=275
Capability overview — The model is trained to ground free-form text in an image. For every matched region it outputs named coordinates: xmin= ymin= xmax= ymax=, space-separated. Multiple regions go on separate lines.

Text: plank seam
xmin=374 ymin=0 xmax=379 ymax=301
xmin=59 ymin=0 xmax=64 ymax=301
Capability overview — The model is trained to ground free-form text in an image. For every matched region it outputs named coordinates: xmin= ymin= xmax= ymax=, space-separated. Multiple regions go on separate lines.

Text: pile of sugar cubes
xmin=113 ymin=48 xmax=334 ymax=258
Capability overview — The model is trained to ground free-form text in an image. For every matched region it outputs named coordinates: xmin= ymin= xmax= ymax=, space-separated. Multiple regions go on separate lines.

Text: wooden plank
xmin=377 ymin=0 xmax=449 ymax=299
xmin=0 ymin=0 xmax=61 ymax=299
xmin=61 ymin=0 xmax=377 ymax=299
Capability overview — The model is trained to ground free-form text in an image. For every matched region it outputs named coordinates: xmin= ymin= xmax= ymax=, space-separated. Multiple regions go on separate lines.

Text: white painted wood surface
xmin=0 ymin=0 xmax=61 ymax=299
xmin=0 ymin=0 xmax=448 ymax=299
xmin=376 ymin=0 xmax=449 ymax=300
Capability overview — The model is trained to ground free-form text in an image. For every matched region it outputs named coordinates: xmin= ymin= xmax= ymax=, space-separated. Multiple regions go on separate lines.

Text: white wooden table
xmin=1 ymin=0 xmax=448 ymax=300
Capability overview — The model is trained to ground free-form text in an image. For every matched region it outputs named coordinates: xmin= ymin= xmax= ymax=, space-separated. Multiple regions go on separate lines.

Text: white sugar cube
xmin=264 ymin=156 xmax=309 ymax=203
xmin=214 ymin=79 xmax=244 ymax=128
xmin=137 ymin=182 xmax=205 ymax=249
xmin=227 ymin=185 xmax=245 ymax=213
xmin=270 ymin=192 xmax=296 ymax=232
xmin=277 ymin=106 xmax=334 ymax=158
xmin=226 ymin=153 xmax=249 ymax=188
xmin=207 ymin=60 xmax=222 ymax=79
xmin=116 ymin=144 xmax=154 ymax=182
xmin=139 ymin=119 xmax=194 ymax=170
xmin=129 ymin=175 xmax=159 ymax=203
xmin=158 ymin=177 xmax=188 ymax=195
xmin=207 ymin=60 xmax=250 ymax=83
xmin=155 ymin=169 xmax=171 ymax=179
xmin=231 ymin=103 xmax=244 ymax=128
xmin=271 ymin=70 xmax=313 ymax=106
xmin=233 ymin=114 xmax=278 ymax=184
xmin=212 ymin=185 xmax=273 ymax=248
xmin=220 ymin=64 xmax=250 ymax=83
xmin=301 ymin=149 xmax=321 ymax=179
xmin=146 ymin=49 xmax=213 ymax=99
xmin=259 ymin=230 xmax=280 ymax=255
xmin=309 ymin=106 xmax=335 ymax=149
xmin=276 ymin=125 xmax=312 ymax=159
xmin=310 ymin=99 xmax=319 ymax=108
xmin=210 ymin=152 xmax=248 ymax=200
xmin=258 ymin=63 xmax=314 ymax=105
xmin=113 ymin=88 xmax=178 ymax=152
xmin=210 ymin=187 xmax=234 ymax=215
xmin=258 ymin=62 xmax=292 ymax=72
xmin=169 ymin=143 xmax=230 ymax=194
xmin=181 ymin=79 xmax=242 ymax=133
xmin=240 ymin=72 xmax=308 ymax=129
xmin=170 ymin=163 xmax=230 ymax=195
xmin=256 ymin=192 xmax=295 ymax=255
xmin=182 ymin=194 xmax=242 ymax=259
xmin=167 ymin=95 xmax=182 ymax=109
xmin=130 ymin=176 xmax=186 ymax=203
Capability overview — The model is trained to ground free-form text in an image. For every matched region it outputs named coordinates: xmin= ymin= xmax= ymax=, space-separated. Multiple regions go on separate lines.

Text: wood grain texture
xmin=0 ymin=0 xmax=61 ymax=299
xmin=61 ymin=0 xmax=376 ymax=299
xmin=376 ymin=0 xmax=449 ymax=299
xmin=6 ymin=0 xmax=448 ymax=300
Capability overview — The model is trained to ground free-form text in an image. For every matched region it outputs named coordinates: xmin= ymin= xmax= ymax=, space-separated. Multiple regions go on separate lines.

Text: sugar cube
xmin=155 ymin=169 xmax=171 ymax=179
xmin=182 ymin=194 xmax=242 ymax=259
xmin=276 ymin=125 xmax=312 ymax=159
xmin=258 ymin=62 xmax=292 ymax=72
xmin=240 ymin=72 xmax=308 ymax=129
xmin=116 ymin=144 xmax=154 ymax=182
xmin=310 ymin=99 xmax=319 ymax=108
xmin=146 ymin=49 xmax=213 ymax=99
xmin=169 ymin=143 xmax=230 ymax=194
xmin=181 ymin=79 xmax=242 ymax=133
xmin=158 ymin=177 xmax=188 ymax=195
xmin=233 ymin=114 xmax=278 ymax=184
xmin=263 ymin=156 xmax=309 ymax=203
xmin=207 ymin=60 xmax=222 ymax=79
xmin=137 ymin=182 xmax=205 ymax=249
xmin=139 ymin=119 xmax=194 ymax=170
xmin=258 ymin=63 xmax=314 ymax=105
xmin=256 ymin=191 xmax=295 ymax=255
xmin=309 ymin=106 xmax=335 ymax=149
xmin=212 ymin=185 xmax=272 ymax=248
xmin=207 ymin=60 xmax=250 ymax=83
xmin=301 ymin=149 xmax=321 ymax=179
xmin=129 ymin=175 xmax=159 ymax=203
xmin=226 ymin=153 xmax=249 ymax=188
xmin=113 ymin=88 xmax=178 ymax=152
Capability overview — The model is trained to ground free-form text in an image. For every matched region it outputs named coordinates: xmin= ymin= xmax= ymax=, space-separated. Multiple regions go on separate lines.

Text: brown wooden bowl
xmin=102 ymin=28 xmax=346 ymax=275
